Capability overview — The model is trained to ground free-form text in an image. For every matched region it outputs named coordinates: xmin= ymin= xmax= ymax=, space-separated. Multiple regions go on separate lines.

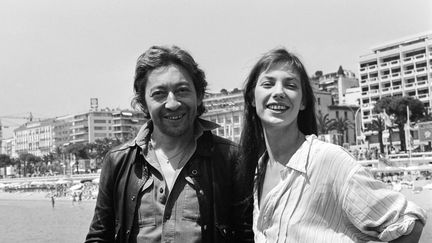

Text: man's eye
xmin=176 ymin=87 xmax=191 ymax=96
xmin=151 ymin=91 xmax=166 ymax=98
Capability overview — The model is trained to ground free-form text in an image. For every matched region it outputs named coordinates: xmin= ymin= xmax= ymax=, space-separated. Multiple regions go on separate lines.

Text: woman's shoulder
xmin=307 ymin=135 xmax=358 ymax=167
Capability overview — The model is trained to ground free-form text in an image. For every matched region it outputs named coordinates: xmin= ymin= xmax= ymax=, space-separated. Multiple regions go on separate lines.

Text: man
xmin=86 ymin=45 xmax=253 ymax=243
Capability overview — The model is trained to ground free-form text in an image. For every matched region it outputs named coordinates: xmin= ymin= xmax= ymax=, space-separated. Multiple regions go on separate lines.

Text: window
xmin=94 ymin=120 xmax=106 ymax=124
xmin=317 ymin=98 xmax=321 ymax=105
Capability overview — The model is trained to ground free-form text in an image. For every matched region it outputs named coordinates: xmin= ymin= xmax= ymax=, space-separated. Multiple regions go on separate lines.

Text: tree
xmin=0 ymin=154 xmax=12 ymax=178
xmin=366 ymin=117 xmax=386 ymax=154
xmin=89 ymin=138 xmax=122 ymax=168
xmin=329 ymin=117 xmax=353 ymax=145
xmin=316 ymin=113 xmax=335 ymax=134
xmin=18 ymin=152 xmax=42 ymax=176
xmin=374 ymin=96 xmax=425 ymax=152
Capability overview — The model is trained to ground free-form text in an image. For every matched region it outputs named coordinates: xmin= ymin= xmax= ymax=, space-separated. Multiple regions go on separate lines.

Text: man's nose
xmin=165 ymin=92 xmax=181 ymax=110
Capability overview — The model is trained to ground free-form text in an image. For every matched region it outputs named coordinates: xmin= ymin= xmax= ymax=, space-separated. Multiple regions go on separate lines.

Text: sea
xmin=0 ymin=189 xmax=431 ymax=243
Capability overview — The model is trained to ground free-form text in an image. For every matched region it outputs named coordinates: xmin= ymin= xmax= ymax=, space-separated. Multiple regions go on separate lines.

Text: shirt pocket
xmin=138 ymin=177 xmax=157 ymax=226
xmin=182 ymin=176 xmax=201 ymax=222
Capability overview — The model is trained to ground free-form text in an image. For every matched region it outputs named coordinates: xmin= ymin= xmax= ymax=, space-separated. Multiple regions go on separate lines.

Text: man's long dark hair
xmin=238 ymin=47 xmax=318 ymax=192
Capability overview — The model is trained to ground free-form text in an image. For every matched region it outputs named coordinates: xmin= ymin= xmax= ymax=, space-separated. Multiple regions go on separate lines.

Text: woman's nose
xmin=165 ymin=92 xmax=181 ymax=110
xmin=272 ymin=83 xmax=285 ymax=99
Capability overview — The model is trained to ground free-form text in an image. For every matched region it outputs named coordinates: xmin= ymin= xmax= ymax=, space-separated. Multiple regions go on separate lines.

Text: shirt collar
xmin=258 ymin=134 xmax=316 ymax=174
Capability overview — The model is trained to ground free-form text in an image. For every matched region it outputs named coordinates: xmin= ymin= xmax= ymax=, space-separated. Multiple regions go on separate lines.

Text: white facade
xmin=359 ymin=32 xmax=432 ymax=130
xmin=202 ymin=90 xmax=244 ymax=143
xmin=14 ymin=119 xmax=55 ymax=157
xmin=318 ymin=69 xmax=359 ymax=105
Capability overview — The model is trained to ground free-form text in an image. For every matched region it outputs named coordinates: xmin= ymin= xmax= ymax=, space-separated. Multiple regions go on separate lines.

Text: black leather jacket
xmin=85 ymin=121 xmax=253 ymax=243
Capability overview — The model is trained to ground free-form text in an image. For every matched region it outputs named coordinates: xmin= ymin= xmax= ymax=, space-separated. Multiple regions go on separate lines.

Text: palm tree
xmin=366 ymin=117 xmax=385 ymax=154
xmin=316 ymin=113 xmax=335 ymax=135
xmin=330 ymin=117 xmax=353 ymax=145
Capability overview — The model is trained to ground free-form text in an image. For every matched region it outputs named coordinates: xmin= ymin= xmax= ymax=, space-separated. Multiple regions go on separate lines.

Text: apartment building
xmin=10 ymin=109 xmax=146 ymax=157
xmin=202 ymin=90 xmax=244 ymax=143
xmin=14 ymin=119 xmax=56 ymax=157
xmin=318 ymin=67 xmax=359 ymax=105
xmin=112 ymin=110 xmax=147 ymax=141
xmin=359 ymin=32 xmax=432 ymax=134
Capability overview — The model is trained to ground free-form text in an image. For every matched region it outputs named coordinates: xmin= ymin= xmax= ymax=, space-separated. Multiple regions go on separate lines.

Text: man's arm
xmin=389 ymin=220 xmax=424 ymax=243
xmin=85 ymin=154 xmax=117 ymax=242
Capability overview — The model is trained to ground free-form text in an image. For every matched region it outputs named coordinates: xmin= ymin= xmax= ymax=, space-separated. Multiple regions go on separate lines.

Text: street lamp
xmin=354 ymin=107 xmax=362 ymax=146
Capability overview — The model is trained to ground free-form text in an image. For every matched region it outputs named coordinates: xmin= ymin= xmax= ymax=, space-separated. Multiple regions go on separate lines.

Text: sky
xmin=1 ymin=0 xmax=431 ymax=136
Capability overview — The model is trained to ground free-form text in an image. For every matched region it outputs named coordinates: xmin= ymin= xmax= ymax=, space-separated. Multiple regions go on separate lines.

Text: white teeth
xmin=267 ymin=104 xmax=288 ymax=110
xmin=167 ymin=115 xmax=182 ymax=120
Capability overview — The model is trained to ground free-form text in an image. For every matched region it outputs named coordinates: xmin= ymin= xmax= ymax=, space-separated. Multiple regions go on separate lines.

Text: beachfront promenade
xmin=0 ymin=173 xmax=100 ymax=184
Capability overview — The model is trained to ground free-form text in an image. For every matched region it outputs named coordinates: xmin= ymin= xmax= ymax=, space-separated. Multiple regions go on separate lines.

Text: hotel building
xmin=202 ymin=90 xmax=244 ymax=143
xmin=359 ymin=32 xmax=432 ymax=145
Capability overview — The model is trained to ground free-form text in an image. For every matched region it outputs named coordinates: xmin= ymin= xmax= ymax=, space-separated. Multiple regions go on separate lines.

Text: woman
xmin=239 ymin=47 xmax=426 ymax=242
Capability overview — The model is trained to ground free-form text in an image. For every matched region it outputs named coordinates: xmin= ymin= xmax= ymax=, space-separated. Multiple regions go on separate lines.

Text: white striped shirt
xmin=253 ymin=135 xmax=427 ymax=243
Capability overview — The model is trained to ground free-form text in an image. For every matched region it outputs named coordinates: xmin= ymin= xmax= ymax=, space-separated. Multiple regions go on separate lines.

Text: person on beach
xmin=239 ymin=47 xmax=427 ymax=243
xmin=51 ymin=195 xmax=55 ymax=208
xmin=86 ymin=45 xmax=253 ymax=243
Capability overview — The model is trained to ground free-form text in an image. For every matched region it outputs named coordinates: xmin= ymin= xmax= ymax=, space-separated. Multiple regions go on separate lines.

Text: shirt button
xmin=126 ymin=230 xmax=130 ymax=235
xmin=159 ymin=187 xmax=164 ymax=193
xmin=203 ymin=224 xmax=207 ymax=230
xmin=192 ymin=169 xmax=198 ymax=175
xmin=131 ymin=195 xmax=136 ymax=201
xmin=199 ymin=190 xmax=204 ymax=195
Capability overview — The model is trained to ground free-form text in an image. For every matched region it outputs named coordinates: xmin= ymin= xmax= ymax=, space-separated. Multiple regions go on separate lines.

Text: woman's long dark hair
xmin=238 ymin=47 xmax=318 ymax=193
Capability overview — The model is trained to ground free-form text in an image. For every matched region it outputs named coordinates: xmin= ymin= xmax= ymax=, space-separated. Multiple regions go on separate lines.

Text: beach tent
xmin=92 ymin=177 xmax=100 ymax=184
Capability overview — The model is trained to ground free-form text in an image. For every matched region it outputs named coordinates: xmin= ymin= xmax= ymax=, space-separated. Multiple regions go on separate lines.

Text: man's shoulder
xmin=211 ymin=133 xmax=238 ymax=148
xmin=105 ymin=140 xmax=136 ymax=158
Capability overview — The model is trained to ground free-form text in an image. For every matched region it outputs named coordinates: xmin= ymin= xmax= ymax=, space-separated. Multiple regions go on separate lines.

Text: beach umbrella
xmin=30 ymin=181 xmax=45 ymax=186
xmin=55 ymin=178 xmax=71 ymax=185
xmin=70 ymin=183 xmax=83 ymax=191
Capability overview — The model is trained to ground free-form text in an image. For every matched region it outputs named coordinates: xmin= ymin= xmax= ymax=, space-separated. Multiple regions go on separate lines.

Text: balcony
xmin=391 ymin=73 xmax=401 ymax=78
xmin=370 ymin=90 xmax=379 ymax=96
xmin=368 ymin=65 xmax=378 ymax=71
xmin=414 ymin=54 xmax=426 ymax=61
xmin=369 ymin=77 xmax=379 ymax=84
xmin=360 ymin=67 xmax=367 ymax=73
xmin=380 ymin=62 xmax=389 ymax=68
xmin=404 ymin=70 xmax=414 ymax=76
xmin=418 ymin=94 xmax=429 ymax=101
xmin=381 ymin=87 xmax=391 ymax=94
xmin=381 ymin=75 xmax=390 ymax=81
xmin=416 ymin=67 xmax=427 ymax=75
xmin=390 ymin=60 xmax=400 ymax=67
xmin=360 ymin=79 xmax=367 ymax=84
xmin=403 ymin=56 xmax=413 ymax=63
xmin=392 ymin=85 xmax=401 ymax=91
xmin=361 ymin=91 xmax=368 ymax=96
xmin=404 ymin=83 xmax=415 ymax=89
xmin=417 ymin=80 xmax=428 ymax=88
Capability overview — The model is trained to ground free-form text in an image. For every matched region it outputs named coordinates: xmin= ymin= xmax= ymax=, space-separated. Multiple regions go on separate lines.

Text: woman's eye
xmin=261 ymin=82 xmax=273 ymax=88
